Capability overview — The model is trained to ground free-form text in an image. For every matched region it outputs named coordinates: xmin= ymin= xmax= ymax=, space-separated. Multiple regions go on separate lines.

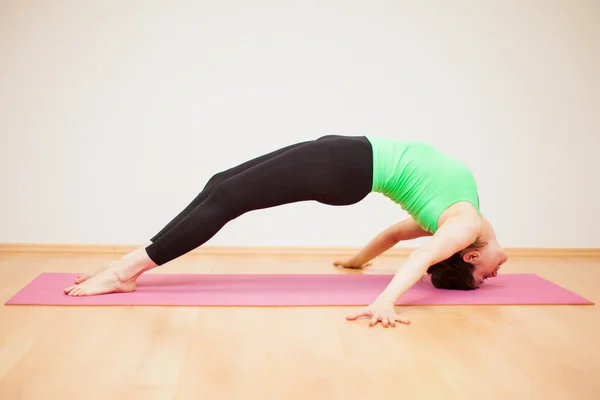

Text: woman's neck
xmin=479 ymin=215 xmax=497 ymax=242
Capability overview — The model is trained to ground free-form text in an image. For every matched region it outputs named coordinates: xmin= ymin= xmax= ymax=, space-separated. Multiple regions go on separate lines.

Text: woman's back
xmin=365 ymin=136 xmax=480 ymax=233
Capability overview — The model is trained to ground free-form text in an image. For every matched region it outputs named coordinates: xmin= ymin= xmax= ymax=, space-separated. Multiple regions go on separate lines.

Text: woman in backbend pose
xmin=65 ymin=134 xmax=507 ymax=327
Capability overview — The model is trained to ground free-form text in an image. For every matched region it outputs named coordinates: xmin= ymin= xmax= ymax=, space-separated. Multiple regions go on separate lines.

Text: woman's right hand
xmin=333 ymin=258 xmax=372 ymax=269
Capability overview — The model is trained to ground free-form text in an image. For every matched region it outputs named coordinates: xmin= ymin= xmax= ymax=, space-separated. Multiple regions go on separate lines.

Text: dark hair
xmin=426 ymin=238 xmax=488 ymax=290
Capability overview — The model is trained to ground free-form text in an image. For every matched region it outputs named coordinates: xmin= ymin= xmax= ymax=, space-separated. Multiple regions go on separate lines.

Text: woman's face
xmin=465 ymin=239 xmax=508 ymax=287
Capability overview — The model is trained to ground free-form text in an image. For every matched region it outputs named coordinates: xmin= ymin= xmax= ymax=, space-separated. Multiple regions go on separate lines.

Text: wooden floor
xmin=0 ymin=251 xmax=599 ymax=400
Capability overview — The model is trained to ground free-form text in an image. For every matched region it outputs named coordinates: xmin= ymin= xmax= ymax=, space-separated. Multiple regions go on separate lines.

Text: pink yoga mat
xmin=4 ymin=272 xmax=594 ymax=306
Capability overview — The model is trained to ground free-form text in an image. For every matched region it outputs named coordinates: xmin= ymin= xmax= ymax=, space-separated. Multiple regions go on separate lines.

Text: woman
xmin=65 ymin=134 xmax=507 ymax=328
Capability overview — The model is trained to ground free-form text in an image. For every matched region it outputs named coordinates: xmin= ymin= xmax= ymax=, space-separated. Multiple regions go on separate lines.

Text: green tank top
xmin=365 ymin=135 xmax=480 ymax=233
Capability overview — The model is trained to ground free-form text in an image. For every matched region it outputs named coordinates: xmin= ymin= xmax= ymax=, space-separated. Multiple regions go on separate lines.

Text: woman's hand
xmin=333 ymin=258 xmax=372 ymax=269
xmin=346 ymin=298 xmax=411 ymax=327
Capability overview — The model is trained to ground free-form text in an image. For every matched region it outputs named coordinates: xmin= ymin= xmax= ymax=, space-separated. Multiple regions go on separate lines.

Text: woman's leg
xmin=72 ymin=140 xmax=312 ymax=285
xmin=145 ymin=135 xmax=373 ymax=265
xmin=149 ymin=140 xmax=312 ymax=242
xmin=64 ymin=135 xmax=373 ymax=296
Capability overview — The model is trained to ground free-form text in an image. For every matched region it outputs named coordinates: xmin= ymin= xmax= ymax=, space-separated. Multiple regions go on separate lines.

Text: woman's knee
xmin=317 ymin=134 xmax=342 ymax=141
xmin=204 ymin=171 xmax=229 ymax=191
xmin=206 ymin=178 xmax=240 ymax=209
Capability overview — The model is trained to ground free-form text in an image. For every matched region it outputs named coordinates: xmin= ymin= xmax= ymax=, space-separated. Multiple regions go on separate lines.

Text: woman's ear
xmin=462 ymin=250 xmax=479 ymax=263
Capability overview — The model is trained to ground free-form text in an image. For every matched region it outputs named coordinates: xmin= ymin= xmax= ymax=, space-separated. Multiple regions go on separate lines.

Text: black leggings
xmin=145 ymin=135 xmax=373 ymax=265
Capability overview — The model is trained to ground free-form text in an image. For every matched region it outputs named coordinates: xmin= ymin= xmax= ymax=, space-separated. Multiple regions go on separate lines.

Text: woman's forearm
xmin=349 ymin=232 xmax=399 ymax=266
xmin=374 ymin=249 xmax=433 ymax=304
xmin=349 ymin=218 xmax=430 ymax=266
xmin=374 ymin=214 xmax=481 ymax=304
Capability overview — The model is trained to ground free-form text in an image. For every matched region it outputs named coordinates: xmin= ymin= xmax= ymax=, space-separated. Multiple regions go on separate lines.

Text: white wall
xmin=1 ymin=0 xmax=599 ymax=249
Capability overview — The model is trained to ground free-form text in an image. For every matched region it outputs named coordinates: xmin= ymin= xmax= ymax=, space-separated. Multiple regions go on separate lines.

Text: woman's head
xmin=427 ymin=237 xmax=507 ymax=290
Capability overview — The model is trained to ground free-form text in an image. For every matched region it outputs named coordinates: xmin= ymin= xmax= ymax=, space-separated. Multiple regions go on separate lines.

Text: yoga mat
xmin=4 ymin=272 xmax=594 ymax=306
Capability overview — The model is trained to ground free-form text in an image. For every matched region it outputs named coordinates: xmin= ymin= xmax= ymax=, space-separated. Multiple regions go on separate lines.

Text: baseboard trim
xmin=0 ymin=243 xmax=599 ymax=258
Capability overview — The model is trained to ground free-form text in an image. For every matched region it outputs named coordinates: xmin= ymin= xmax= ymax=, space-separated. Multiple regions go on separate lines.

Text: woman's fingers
xmin=395 ymin=314 xmax=411 ymax=325
xmin=369 ymin=313 xmax=380 ymax=327
xmin=333 ymin=260 xmax=373 ymax=269
xmin=383 ymin=317 xmax=391 ymax=328
xmin=347 ymin=308 xmax=411 ymax=327
xmin=346 ymin=310 xmax=370 ymax=320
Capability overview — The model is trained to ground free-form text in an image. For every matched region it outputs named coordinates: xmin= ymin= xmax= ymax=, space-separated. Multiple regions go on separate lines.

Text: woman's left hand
xmin=346 ymin=299 xmax=411 ymax=327
xmin=333 ymin=258 xmax=372 ymax=269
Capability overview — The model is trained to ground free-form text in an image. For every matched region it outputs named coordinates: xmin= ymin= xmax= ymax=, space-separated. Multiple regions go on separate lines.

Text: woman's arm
xmin=347 ymin=212 xmax=481 ymax=327
xmin=334 ymin=217 xmax=431 ymax=268
xmin=375 ymin=214 xmax=480 ymax=304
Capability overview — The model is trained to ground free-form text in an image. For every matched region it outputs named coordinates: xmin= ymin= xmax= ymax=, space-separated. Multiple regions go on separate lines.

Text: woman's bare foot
xmin=73 ymin=242 xmax=152 ymax=284
xmin=65 ymin=268 xmax=137 ymax=296
xmin=75 ymin=265 xmax=111 ymax=284
xmin=65 ymin=244 xmax=157 ymax=296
